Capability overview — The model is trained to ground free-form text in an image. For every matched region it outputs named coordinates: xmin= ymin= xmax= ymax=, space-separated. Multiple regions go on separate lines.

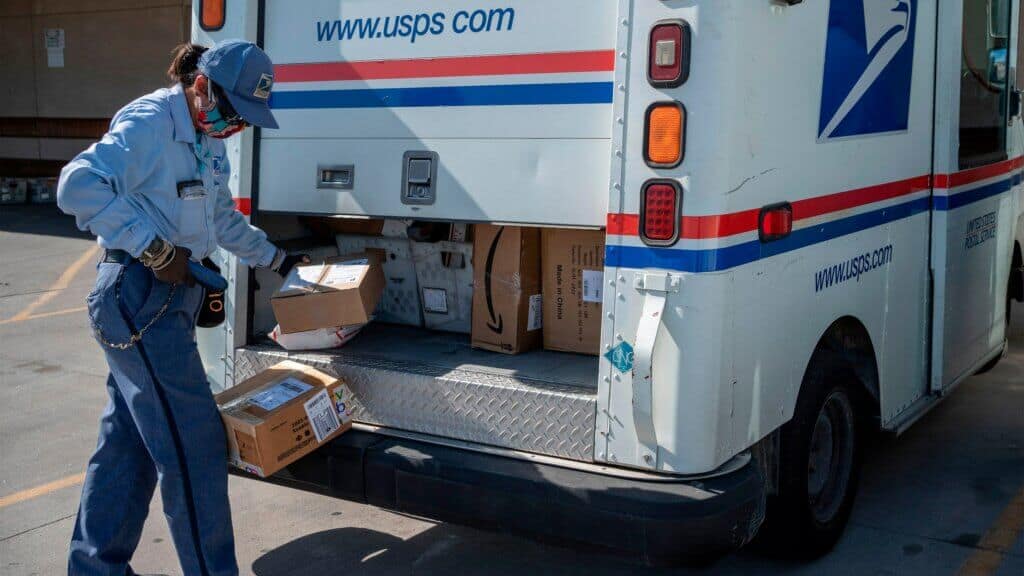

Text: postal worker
xmin=58 ymin=40 xmax=305 ymax=575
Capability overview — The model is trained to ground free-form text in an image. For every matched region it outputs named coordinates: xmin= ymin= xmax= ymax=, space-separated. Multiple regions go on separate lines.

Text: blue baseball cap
xmin=199 ymin=39 xmax=279 ymax=129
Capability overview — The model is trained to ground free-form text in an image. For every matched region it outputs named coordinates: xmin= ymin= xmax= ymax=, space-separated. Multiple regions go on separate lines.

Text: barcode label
xmin=304 ymin=389 xmax=341 ymax=443
xmin=527 ymin=294 xmax=543 ymax=331
xmin=582 ymin=270 xmax=603 ymax=303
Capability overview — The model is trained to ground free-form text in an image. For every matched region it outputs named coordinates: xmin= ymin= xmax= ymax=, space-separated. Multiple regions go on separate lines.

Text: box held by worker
xmin=542 ymin=229 xmax=606 ymax=355
xmin=271 ymin=253 xmax=384 ymax=334
xmin=215 ymin=360 xmax=352 ymax=478
xmin=471 ymin=225 xmax=542 ymax=354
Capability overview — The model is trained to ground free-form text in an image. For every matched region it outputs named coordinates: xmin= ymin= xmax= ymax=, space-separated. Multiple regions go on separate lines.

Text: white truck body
xmin=194 ymin=0 xmax=1024 ymax=560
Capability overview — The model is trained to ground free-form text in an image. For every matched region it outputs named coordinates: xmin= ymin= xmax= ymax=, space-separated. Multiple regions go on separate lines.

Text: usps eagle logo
xmin=254 ymin=73 xmax=274 ymax=100
xmin=819 ymin=0 xmax=917 ymax=140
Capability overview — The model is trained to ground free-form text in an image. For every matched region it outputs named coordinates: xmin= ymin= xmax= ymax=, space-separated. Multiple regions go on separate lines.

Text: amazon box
xmin=216 ymin=361 xmax=353 ymax=478
xmin=271 ymin=253 xmax=385 ymax=334
xmin=542 ymin=229 xmax=605 ymax=355
xmin=471 ymin=225 xmax=542 ymax=354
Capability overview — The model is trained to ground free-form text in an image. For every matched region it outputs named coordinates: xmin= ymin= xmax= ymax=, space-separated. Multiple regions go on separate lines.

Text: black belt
xmin=103 ymin=249 xmax=134 ymax=265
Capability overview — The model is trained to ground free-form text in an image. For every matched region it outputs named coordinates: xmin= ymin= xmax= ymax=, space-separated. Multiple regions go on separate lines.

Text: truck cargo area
xmin=240 ymin=214 xmax=603 ymax=462
xmin=235 ymin=325 xmax=599 ymax=461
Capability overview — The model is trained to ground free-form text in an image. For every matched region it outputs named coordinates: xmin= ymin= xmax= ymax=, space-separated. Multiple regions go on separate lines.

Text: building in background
xmin=0 ymin=0 xmax=191 ymax=178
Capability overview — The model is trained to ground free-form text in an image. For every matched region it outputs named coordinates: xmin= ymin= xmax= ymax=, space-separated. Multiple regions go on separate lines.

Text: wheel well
xmin=808 ymin=316 xmax=880 ymax=417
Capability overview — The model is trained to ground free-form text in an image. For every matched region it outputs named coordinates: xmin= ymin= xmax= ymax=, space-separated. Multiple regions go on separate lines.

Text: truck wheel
xmin=755 ymin=354 xmax=863 ymax=560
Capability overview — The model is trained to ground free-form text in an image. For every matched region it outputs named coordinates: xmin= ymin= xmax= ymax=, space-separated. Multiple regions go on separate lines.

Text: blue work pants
xmin=68 ymin=260 xmax=237 ymax=575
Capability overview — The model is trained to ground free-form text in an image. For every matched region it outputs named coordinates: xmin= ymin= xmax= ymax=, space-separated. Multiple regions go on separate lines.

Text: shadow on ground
xmin=251 ymin=524 xmax=676 ymax=576
xmin=0 ymin=205 xmax=91 ymax=240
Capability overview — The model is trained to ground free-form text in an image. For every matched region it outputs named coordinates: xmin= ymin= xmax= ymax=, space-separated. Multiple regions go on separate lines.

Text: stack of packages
xmin=471 ymin=225 xmax=605 ymax=356
xmin=266 ymin=219 xmax=608 ymax=357
xmin=218 ymin=221 xmax=607 ymax=478
xmin=268 ymin=253 xmax=385 ymax=351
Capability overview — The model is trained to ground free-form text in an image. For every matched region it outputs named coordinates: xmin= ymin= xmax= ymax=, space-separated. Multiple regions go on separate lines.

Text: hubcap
xmin=807 ymin=390 xmax=855 ymax=524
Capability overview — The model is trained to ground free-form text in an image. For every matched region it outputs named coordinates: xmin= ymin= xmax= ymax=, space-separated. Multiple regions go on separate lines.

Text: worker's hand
xmin=153 ymin=247 xmax=195 ymax=287
xmin=275 ymin=253 xmax=311 ymax=278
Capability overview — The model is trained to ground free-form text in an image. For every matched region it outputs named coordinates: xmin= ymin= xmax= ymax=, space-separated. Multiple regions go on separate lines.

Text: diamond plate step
xmin=234 ymin=326 xmax=598 ymax=461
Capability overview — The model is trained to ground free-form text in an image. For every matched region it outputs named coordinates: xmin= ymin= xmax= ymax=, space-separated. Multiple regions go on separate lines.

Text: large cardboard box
xmin=472 ymin=226 xmax=543 ymax=354
xmin=215 ymin=361 xmax=353 ymax=478
xmin=542 ymin=229 xmax=606 ymax=355
xmin=271 ymin=253 xmax=385 ymax=334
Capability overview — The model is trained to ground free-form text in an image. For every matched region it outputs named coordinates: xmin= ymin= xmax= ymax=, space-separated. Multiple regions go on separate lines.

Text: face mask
xmin=196 ymin=82 xmax=247 ymax=139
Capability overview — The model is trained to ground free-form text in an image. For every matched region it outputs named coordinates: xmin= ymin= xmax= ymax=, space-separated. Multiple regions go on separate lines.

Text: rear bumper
xmin=236 ymin=430 xmax=766 ymax=565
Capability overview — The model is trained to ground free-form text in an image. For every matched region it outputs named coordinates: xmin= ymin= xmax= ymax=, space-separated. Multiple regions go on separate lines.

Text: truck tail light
xmin=641 ymin=180 xmax=682 ymax=245
xmin=645 ymin=102 xmax=685 ymax=168
xmin=759 ymin=203 xmax=793 ymax=242
xmin=200 ymin=0 xmax=225 ymax=31
xmin=648 ymin=21 xmax=691 ymax=88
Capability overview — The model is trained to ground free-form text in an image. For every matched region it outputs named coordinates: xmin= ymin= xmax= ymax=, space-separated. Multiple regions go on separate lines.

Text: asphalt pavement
xmin=0 ymin=204 xmax=1022 ymax=575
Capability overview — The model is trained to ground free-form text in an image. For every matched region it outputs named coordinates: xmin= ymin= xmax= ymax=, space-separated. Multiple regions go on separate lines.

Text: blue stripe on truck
xmin=269 ymin=81 xmax=614 ymax=109
xmin=608 ymin=196 xmax=932 ymax=273
xmin=932 ymin=175 xmax=1019 ymax=211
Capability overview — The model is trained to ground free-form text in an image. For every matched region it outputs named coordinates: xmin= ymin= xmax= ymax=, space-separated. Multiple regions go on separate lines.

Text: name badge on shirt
xmin=177 ymin=180 xmax=207 ymax=200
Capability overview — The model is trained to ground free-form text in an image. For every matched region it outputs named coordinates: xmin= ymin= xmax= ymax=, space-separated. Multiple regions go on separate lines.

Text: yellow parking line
xmin=0 ymin=306 xmax=89 ymax=326
xmin=5 ymin=245 xmax=99 ymax=323
xmin=0 ymin=473 xmax=86 ymax=509
xmin=957 ymin=485 xmax=1024 ymax=576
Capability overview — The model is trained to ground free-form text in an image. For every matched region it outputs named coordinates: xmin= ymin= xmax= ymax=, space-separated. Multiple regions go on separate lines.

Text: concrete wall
xmin=0 ymin=0 xmax=191 ymax=164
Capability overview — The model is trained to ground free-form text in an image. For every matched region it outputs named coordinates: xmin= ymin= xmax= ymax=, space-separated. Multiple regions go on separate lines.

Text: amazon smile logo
xmin=819 ymin=0 xmax=918 ymax=141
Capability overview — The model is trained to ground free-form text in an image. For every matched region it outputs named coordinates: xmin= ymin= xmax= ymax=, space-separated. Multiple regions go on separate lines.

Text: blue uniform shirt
xmin=58 ymin=84 xmax=278 ymax=267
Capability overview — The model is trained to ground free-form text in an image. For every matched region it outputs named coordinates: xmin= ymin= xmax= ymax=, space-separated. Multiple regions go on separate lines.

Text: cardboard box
xmin=412 ymin=241 xmax=475 ymax=333
xmin=215 ymin=361 xmax=353 ymax=478
xmin=471 ymin=225 xmax=543 ymax=354
xmin=542 ymin=229 xmax=606 ymax=355
xmin=271 ymin=253 xmax=385 ymax=334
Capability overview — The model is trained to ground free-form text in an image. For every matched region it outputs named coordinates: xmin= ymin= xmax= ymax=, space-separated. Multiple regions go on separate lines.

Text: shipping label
xmin=304 ymin=389 xmax=341 ymax=443
xmin=249 ymin=378 xmax=313 ymax=411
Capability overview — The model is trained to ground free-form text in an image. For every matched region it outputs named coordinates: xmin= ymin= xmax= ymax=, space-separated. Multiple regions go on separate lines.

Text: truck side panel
xmin=600 ymin=1 xmax=935 ymax=473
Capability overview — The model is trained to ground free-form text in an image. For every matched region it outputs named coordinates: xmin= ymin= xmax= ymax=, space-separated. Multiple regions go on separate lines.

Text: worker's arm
xmin=56 ymin=104 xmax=167 ymax=258
xmin=210 ymin=153 xmax=280 ymax=268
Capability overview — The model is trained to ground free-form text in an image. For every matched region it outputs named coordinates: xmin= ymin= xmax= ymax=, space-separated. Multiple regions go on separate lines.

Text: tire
xmin=754 ymin=352 xmax=863 ymax=560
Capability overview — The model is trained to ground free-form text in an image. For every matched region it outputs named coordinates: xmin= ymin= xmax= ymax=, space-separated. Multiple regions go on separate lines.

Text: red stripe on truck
xmin=608 ymin=175 xmax=930 ymax=240
xmin=933 ymin=156 xmax=1024 ymax=189
xmin=275 ymin=50 xmax=616 ymax=83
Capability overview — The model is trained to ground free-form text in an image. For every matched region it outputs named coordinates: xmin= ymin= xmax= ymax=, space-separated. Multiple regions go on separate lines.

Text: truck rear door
xmin=259 ymin=0 xmax=617 ymax=227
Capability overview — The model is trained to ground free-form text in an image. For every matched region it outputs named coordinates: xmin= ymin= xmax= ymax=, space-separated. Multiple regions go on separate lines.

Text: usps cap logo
xmin=254 ymin=73 xmax=274 ymax=100
xmin=819 ymin=0 xmax=917 ymax=141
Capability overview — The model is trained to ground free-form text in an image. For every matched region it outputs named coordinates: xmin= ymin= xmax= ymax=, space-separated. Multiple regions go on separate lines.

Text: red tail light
xmin=200 ymin=0 xmax=226 ymax=31
xmin=648 ymin=21 xmax=691 ymax=88
xmin=641 ymin=181 xmax=682 ymax=245
xmin=759 ymin=203 xmax=793 ymax=242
